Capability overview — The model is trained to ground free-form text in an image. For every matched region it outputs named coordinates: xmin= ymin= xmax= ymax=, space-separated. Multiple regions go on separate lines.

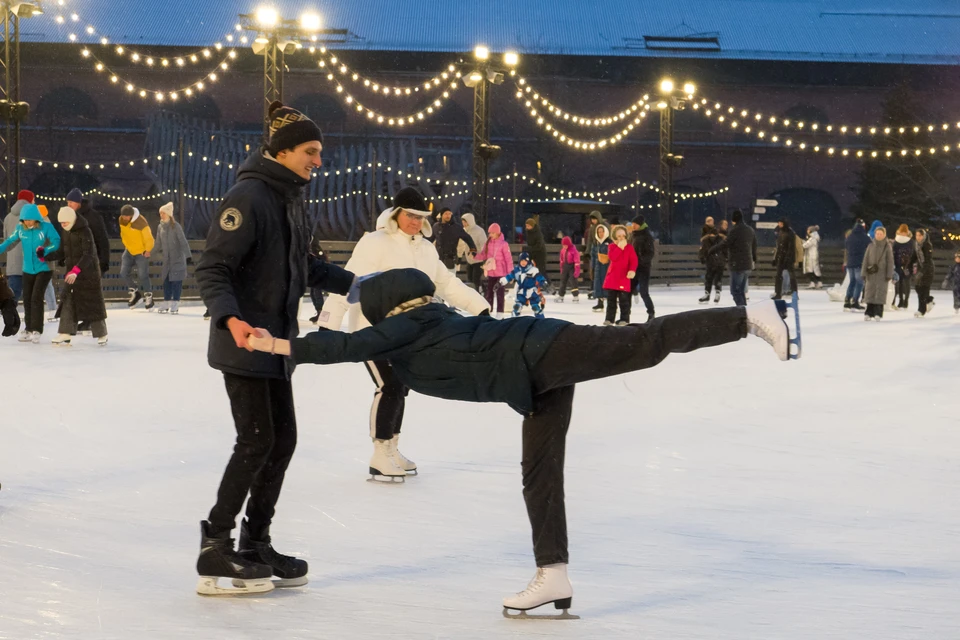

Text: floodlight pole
xmin=658 ymin=105 xmax=674 ymax=244
xmin=471 ymin=67 xmax=490 ymax=227
xmin=1 ymin=7 xmax=23 ymax=199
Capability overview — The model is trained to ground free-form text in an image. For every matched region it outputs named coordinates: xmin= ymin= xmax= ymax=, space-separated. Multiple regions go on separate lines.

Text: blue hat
xmin=66 ymin=188 xmax=83 ymax=203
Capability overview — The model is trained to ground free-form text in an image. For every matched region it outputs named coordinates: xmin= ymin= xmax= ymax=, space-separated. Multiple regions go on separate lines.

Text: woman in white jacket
xmin=802 ymin=225 xmax=822 ymax=289
xmin=317 ymin=187 xmax=490 ymax=481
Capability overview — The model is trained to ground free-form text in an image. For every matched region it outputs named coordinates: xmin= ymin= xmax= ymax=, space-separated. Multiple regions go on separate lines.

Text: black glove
xmin=479 ymin=309 xmax=491 ymax=317
xmin=100 ymin=263 xmax=109 ymax=275
xmin=36 ymin=247 xmax=46 ymax=261
xmin=186 ymin=257 xmax=194 ymax=266
xmin=771 ymin=260 xmax=777 ymax=267
xmin=1 ymin=298 xmax=21 ymax=337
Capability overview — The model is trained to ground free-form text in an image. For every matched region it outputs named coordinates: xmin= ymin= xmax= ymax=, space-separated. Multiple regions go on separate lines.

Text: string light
xmin=79 ymin=46 xmax=235 ymax=99
xmin=489 ymin=172 xmax=728 ymax=201
xmin=34 ymin=188 xmax=174 ymax=202
xmin=315 ymin=63 xmax=464 ymax=127
xmin=693 ymin=96 xmax=960 ymax=138
xmin=512 ymin=89 xmax=651 ymax=150
xmin=514 ymin=76 xmax=650 ymax=128
xmin=691 ymin=100 xmax=960 ymax=158
xmin=312 ymin=47 xmax=463 ymax=98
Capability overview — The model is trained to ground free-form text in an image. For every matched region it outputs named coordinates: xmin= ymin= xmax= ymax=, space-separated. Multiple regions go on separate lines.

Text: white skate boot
xmin=51 ymin=333 xmax=73 ymax=347
xmin=158 ymin=301 xmax=170 ymax=314
xmin=18 ymin=330 xmax=33 ymax=342
xmin=746 ymin=293 xmax=801 ymax=361
xmin=503 ymin=564 xmax=578 ymax=619
xmin=170 ymin=301 xmax=180 ymax=315
xmin=390 ymin=434 xmax=417 ymax=475
xmin=368 ymin=439 xmax=406 ymax=483
xmin=98 ymin=335 xmax=109 ymax=347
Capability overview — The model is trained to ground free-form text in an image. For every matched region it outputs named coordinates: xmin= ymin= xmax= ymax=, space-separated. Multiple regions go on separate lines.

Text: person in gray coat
xmin=155 ymin=202 xmax=191 ymax=314
xmin=2 ymin=190 xmax=34 ymax=301
xmin=861 ymin=225 xmax=894 ymax=320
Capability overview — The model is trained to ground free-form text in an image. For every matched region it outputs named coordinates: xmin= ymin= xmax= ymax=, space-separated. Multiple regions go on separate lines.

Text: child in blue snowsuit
xmin=500 ymin=251 xmax=547 ymax=318
xmin=943 ymin=250 xmax=960 ymax=313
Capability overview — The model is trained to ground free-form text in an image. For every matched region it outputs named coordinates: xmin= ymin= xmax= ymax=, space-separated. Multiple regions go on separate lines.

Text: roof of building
xmin=23 ymin=0 xmax=960 ymax=65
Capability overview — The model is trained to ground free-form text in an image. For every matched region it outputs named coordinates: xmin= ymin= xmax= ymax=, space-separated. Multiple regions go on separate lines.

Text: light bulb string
xmin=311 ymin=47 xmax=464 ymax=98
xmin=513 ymin=76 xmax=650 ymax=128
xmin=79 ymin=46 xmax=234 ymax=99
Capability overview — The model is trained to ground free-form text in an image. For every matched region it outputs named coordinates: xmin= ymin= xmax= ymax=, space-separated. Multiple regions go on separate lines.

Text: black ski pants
xmin=916 ymin=284 xmax=933 ymax=314
xmin=208 ymin=373 xmax=298 ymax=539
xmin=22 ymin=271 xmax=52 ymax=333
xmin=896 ymin=275 xmax=911 ymax=307
xmin=704 ymin=265 xmax=724 ymax=294
xmin=631 ymin=266 xmax=655 ymax=314
xmin=365 ymin=359 xmax=408 ymax=441
xmin=523 ymin=307 xmax=748 ymax=566
xmin=605 ymin=290 xmax=632 ymax=324
xmin=557 ymin=263 xmax=579 ymax=298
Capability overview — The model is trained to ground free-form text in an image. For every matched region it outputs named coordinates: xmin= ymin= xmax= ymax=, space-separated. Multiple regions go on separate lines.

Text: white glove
xmin=499 ymin=277 xmax=508 ymax=286
xmin=627 ymin=270 xmax=636 ymax=279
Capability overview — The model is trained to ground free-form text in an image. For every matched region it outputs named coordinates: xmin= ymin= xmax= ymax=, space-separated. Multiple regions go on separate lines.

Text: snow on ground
xmin=1 ymin=287 xmax=958 ymax=640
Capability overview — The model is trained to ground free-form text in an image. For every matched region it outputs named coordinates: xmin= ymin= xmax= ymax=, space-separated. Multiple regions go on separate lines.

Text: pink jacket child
xmin=474 ymin=223 xmax=514 ymax=278
xmin=559 ymin=237 xmax=581 ymax=278
xmin=603 ymin=242 xmax=638 ymax=292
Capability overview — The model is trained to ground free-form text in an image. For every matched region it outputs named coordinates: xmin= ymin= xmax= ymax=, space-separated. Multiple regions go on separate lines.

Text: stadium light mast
xmin=0 ymin=0 xmax=42 ymax=198
xmin=656 ymin=78 xmax=695 ymax=244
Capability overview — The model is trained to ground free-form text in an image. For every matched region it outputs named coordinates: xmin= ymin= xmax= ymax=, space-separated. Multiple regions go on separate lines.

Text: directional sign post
xmin=756 ymin=221 xmax=779 ymax=230
xmin=756 ymin=199 xmax=779 ymax=207
xmin=754 ymin=206 xmax=766 ymax=214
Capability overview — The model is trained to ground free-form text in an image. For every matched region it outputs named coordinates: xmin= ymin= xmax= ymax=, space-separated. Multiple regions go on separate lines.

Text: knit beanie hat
xmin=731 ymin=209 xmax=743 ymax=224
xmin=266 ymin=100 xmax=323 ymax=156
xmin=392 ymin=186 xmax=431 ymax=217
xmin=159 ymin=202 xmax=174 ymax=218
xmin=37 ymin=205 xmax=49 ymax=218
xmin=525 ymin=218 xmax=536 ymax=227
xmin=66 ymin=188 xmax=83 ymax=204
xmin=632 ymin=214 xmax=646 ymax=226
xmin=57 ymin=206 xmax=77 ymax=227
xmin=896 ymin=223 xmax=910 ymax=236
xmin=17 ymin=189 xmax=34 ymax=203
xmin=487 ymin=223 xmax=502 ymax=236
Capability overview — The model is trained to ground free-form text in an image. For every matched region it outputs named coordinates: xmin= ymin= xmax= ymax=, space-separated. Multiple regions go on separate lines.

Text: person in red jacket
xmin=603 ymin=225 xmax=638 ymax=325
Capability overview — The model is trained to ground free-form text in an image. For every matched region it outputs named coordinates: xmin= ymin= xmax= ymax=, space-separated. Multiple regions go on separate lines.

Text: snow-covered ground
xmin=1 ymin=286 xmax=958 ymax=640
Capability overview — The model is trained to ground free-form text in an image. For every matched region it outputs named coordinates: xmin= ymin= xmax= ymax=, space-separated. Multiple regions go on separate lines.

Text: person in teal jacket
xmin=0 ymin=203 xmax=61 ymax=340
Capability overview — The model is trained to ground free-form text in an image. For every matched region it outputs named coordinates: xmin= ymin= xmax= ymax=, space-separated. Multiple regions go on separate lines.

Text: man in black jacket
xmin=194 ymin=100 xmax=356 ymax=596
xmin=630 ymin=215 xmax=656 ymax=321
xmin=523 ymin=216 xmax=548 ymax=285
xmin=772 ymin=218 xmax=797 ymax=299
xmin=246 ymin=268 xmax=796 ymax=615
xmin=431 ymin=207 xmax=476 ymax=271
xmin=709 ymin=209 xmax=756 ymax=306
xmin=66 ymin=190 xmax=110 ymax=275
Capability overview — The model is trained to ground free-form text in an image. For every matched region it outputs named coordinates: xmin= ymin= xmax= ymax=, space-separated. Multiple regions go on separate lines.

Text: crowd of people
xmin=0 ymin=188 xmax=193 ymax=345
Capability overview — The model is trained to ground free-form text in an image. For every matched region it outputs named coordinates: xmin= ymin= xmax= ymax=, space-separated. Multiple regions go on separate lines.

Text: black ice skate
xmin=196 ymin=520 xmax=274 ymax=596
xmin=236 ymin=519 xmax=308 ymax=588
xmin=127 ymin=288 xmax=143 ymax=309
xmin=698 ymin=294 xmax=710 ymax=304
xmin=144 ymin=292 xmax=155 ymax=311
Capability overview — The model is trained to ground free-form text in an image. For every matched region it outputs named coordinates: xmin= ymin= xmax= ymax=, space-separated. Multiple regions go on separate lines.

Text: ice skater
xmin=194 ymin=100 xmax=357 ymax=596
xmin=0 ymin=273 xmax=20 ymax=337
xmin=554 ymin=236 xmax=581 ymax=303
xmin=0 ymin=203 xmax=60 ymax=343
xmin=118 ymin=204 xmax=156 ymax=310
xmin=245 ymin=268 xmax=802 ymax=617
xmin=501 ymin=251 xmax=547 ymax=318
xmin=49 ymin=206 xmax=109 ymax=346
xmin=155 ymin=202 xmax=191 ymax=314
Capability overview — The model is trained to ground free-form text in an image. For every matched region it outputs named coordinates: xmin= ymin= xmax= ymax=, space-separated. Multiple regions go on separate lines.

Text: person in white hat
xmin=50 ymin=206 xmax=108 ymax=346
xmin=155 ymin=202 xmax=191 ymax=314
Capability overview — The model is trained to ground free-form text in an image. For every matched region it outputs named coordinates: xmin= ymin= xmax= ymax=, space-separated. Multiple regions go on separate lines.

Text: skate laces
xmin=516 ymin=568 xmax=547 ymax=596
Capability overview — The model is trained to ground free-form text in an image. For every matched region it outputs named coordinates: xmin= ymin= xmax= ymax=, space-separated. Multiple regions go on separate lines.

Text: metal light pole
xmin=656 ymin=79 xmax=696 ymax=244
xmin=0 ymin=1 xmax=41 ymax=199
xmin=239 ymin=8 xmax=347 ymax=142
xmin=465 ymin=47 xmax=517 ymax=228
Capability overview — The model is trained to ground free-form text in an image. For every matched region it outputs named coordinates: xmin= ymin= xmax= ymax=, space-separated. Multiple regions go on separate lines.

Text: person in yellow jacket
xmin=118 ymin=204 xmax=156 ymax=309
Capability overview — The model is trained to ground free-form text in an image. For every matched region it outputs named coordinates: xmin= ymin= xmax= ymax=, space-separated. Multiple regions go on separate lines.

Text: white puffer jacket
xmin=317 ymin=208 xmax=490 ymax=332
xmin=802 ymin=230 xmax=821 ymax=276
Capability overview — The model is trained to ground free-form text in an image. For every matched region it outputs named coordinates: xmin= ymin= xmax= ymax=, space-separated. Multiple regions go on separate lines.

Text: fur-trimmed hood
xmin=376 ymin=207 xmax=433 ymax=238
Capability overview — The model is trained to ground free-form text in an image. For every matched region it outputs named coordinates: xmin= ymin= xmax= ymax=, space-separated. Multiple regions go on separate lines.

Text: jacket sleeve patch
xmin=219 ymin=208 xmax=243 ymax=231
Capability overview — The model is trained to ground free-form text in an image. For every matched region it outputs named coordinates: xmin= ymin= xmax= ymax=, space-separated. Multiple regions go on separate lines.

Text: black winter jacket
xmin=291 ymin=269 xmax=568 ymax=414
xmin=631 ymin=226 xmax=655 ymax=270
xmin=911 ymin=237 xmax=936 ymax=286
xmin=523 ymin=221 xmax=547 ymax=270
xmin=196 ymin=149 xmax=355 ymax=380
xmin=432 ymin=219 xmax=477 ymax=267
xmin=699 ymin=233 xmax=726 ymax=270
xmin=53 ymin=214 xmax=107 ymax=323
xmin=77 ymin=200 xmax=111 ymax=274
xmin=845 ymin=226 xmax=871 ymax=268
xmin=709 ymin=222 xmax=756 ymax=272
xmin=773 ymin=225 xmax=797 ymax=268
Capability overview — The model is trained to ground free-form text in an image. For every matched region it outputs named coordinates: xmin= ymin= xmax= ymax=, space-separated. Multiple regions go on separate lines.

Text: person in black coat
xmin=772 ymin=218 xmax=798 ymax=299
xmin=708 ymin=209 xmax=756 ymax=306
xmin=844 ymin=220 xmax=871 ymax=310
xmin=910 ymin=228 xmax=936 ymax=316
xmin=523 ymin=216 xmax=548 ymax=285
xmin=0 ymin=273 xmax=20 ymax=336
xmin=698 ymin=227 xmax=726 ymax=303
xmin=431 ymin=207 xmax=476 ymax=270
xmin=193 ymin=101 xmax=356 ymax=595
xmin=630 ymin=215 xmax=656 ymax=320
xmin=308 ymin=226 xmax=329 ymax=323
xmin=245 ymin=267 xmax=795 ymax=614
xmin=67 ymin=190 xmax=110 ymax=275
xmin=50 ymin=206 xmax=108 ymax=344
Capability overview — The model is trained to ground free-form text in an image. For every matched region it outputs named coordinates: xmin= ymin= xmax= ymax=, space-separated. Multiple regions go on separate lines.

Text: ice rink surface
xmin=1 ymin=286 xmax=958 ymax=639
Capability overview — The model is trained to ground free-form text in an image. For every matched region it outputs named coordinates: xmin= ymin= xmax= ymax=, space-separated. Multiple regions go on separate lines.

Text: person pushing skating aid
xmin=245 ymin=268 xmax=802 ymax=616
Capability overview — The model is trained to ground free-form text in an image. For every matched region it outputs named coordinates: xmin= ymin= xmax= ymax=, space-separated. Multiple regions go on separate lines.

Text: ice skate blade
xmin=503 ymin=598 xmax=579 ymax=620
xmin=786 ymin=291 xmax=802 ymax=360
xmin=404 ymin=468 xmax=418 ymax=476
xmin=233 ymin=576 xmax=308 ymax=589
xmin=197 ymin=576 xmax=275 ymax=596
xmin=368 ymin=469 xmax=405 ymax=484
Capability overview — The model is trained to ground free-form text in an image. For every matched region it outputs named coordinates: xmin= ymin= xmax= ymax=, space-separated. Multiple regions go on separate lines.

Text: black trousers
xmin=557 ymin=263 xmax=579 ymax=297
xmin=704 ymin=265 xmax=724 ymax=294
xmin=774 ymin=265 xmax=796 ymax=297
xmin=865 ymin=303 xmax=884 ymax=318
xmin=365 ymin=359 xmax=408 ymax=441
xmin=22 ymin=271 xmax=52 ymax=333
xmin=605 ymin=290 xmax=632 ymax=323
xmin=466 ymin=262 xmax=483 ymax=290
xmin=916 ymin=284 xmax=932 ymax=314
xmin=896 ymin=276 xmax=911 ymax=307
xmin=208 ymin=373 xmax=298 ymax=539
xmin=523 ymin=307 xmax=748 ymax=566
xmin=631 ymin=267 xmax=655 ymax=314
